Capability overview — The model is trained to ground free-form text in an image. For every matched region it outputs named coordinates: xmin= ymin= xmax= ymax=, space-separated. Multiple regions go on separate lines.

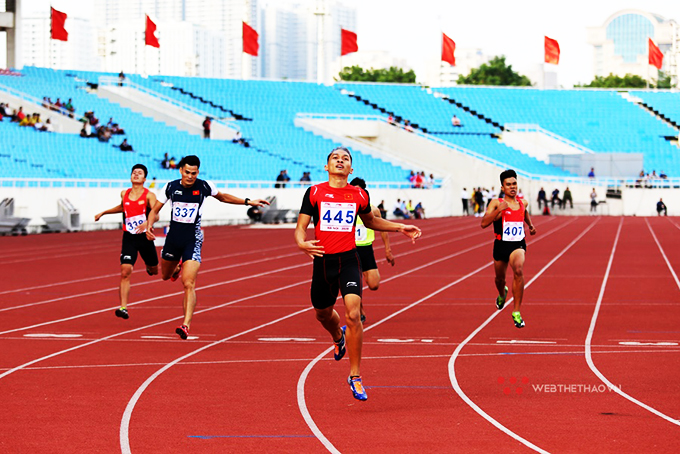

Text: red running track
xmin=1 ymin=216 xmax=679 ymax=453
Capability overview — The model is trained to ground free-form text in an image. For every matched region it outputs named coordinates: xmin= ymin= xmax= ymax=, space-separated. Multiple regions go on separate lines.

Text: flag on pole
xmin=649 ymin=38 xmax=663 ymax=70
xmin=51 ymin=7 xmax=68 ymax=41
xmin=442 ymin=33 xmax=456 ymax=66
xmin=145 ymin=15 xmax=160 ymax=48
xmin=544 ymin=36 xmax=560 ymax=65
xmin=243 ymin=22 xmax=259 ymax=56
xmin=341 ymin=29 xmax=358 ymax=56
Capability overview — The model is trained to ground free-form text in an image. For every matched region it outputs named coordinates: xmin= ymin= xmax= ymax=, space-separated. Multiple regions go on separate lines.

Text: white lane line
xmin=585 ymin=218 xmax=680 ymax=426
xmin=298 ymin=217 xmax=576 ymax=453
xmin=496 ymin=340 xmax=556 ymax=344
xmin=447 ymin=218 xmax=599 ymax=454
xmin=645 ymin=218 xmax=680 ymax=291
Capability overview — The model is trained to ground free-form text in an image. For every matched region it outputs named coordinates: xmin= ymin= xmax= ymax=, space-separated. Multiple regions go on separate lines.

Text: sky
xmin=6 ymin=0 xmax=680 ymax=86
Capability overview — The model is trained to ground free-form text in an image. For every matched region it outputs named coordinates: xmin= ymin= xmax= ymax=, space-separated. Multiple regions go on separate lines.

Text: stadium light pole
xmin=314 ymin=0 xmax=327 ymax=84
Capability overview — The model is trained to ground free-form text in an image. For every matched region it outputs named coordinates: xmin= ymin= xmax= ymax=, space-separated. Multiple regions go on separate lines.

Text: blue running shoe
xmin=334 ymin=326 xmax=346 ymax=361
xmin=347 ymin=375 xmax=368 ymax=401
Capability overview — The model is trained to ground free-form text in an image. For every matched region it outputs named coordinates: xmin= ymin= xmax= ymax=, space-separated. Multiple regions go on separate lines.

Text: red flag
xmin=51 ymin=8 xmax=68 ymax=42
xmin=442 ymin=33 xmax=455 ymax=66
xmin=145 ymin=15 xmax=160 ymax=48
xmin=243 ymin=22 xmax=259 ymax=56
xmin=544 ymin=36 xmax=560 ymax=65
xmin=649 ymin=38 xmax=663 ymax=70
xmin=341 ymin=29 xmax=358 ymax=56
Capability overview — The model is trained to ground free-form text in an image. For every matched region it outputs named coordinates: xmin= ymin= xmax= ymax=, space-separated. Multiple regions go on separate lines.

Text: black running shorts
xmin=161 ymin=234 xmax=203 ymax=263
xmin=356 ymin=244 xmax=378 ymax=272
xmin=310 ymin=250 xmax=363 ymax=310
xmin=120 ymin=231 xmax=159 ymax=267
xmin=492 ymin=239 xmax=526 ymax=263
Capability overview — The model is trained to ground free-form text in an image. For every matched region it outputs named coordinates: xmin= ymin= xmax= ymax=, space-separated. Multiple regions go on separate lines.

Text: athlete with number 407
xmin=295 ymin=147 xmax=421 ymax=401
xmin=481 ymin=169 xmax=536 ymax=328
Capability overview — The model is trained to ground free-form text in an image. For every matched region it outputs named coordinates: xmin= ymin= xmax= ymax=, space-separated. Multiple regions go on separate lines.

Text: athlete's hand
xmin=400 ymin=224 xmax=422 ymax=244
xmin=94 ymin=212 xmax=103 ymax=222
xmin=298 ymin=239 xmax=324 ymax=258
xmin=249 ymin=199 xmax=270 ymax=207
xmin=528 ymin=225 xmax=537 ymax=236
xmin=385 ymin=249 xmax=395 ymax=266
xmin=134 ymin=221 xmax=148 ymax=234
xmin=146 ymin=226 xmax=156 ymax=241
xmin=498 ymin=201 xmax=509 ymax=212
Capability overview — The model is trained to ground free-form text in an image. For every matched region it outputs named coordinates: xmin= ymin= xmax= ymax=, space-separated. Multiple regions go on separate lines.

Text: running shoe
xmin=512 ymin=312 xmax=525 ymax=328
xmin=170 ymin=261 xmax=183 ymax=282
xmin=496 ymin=286 xmax=508 ymax=310
xmin=347 ymin=375 xmax=368 ymax=401
xmin=334 ymin=326 xmax=346 ymax=361
xmin=175 ymin=324 xmax=189 ymax=339
xmin=115 ymin=308 xmax=129 ymax=319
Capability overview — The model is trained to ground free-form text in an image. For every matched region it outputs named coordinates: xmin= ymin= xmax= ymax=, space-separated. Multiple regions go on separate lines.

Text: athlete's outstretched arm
xmin=524 ymin=200 xmax=536 ymax=235
xmin=361 ymin=210 xmax=421 ymax=243
xmin=213 ymin=191 xmax=269 ymax=207
xmin=480 ymin=199 xmax=503 ymax=229
xmin=294 ymin=213 xmax=324 ymax=258
xmin=94 ymin=190 xmax=125 ymax=221
xmin=373 ymin=206 xmax=395 ymax=265
xmin=145 ymin=200 xmax=165 ymax=241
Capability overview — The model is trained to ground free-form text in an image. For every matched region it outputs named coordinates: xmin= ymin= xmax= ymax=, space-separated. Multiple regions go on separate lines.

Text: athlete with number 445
xmin=481 ymin=169 xmax=536 ymax=328
xmin=146 ymin=155 xmax=269 ymax=340
xmin=295 ymin=147 xmax=422 ymax=401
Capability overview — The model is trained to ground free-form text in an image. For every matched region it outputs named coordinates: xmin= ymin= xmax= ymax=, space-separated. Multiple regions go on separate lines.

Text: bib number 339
xmin=502 ymin=221 xmax=525 ymax=241
xmin=320 ymin=202 xmax=355 ymax=232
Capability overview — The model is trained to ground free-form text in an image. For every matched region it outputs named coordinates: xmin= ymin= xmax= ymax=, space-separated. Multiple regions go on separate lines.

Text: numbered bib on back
xmin=320 ymin=202 xmax=355 ymax=232
xmin=172 ymin=201 xmax=199 ymax=224
xmin=125 ymin=214 xmax=146 ymax=233
xmin=502 ymin=221 xmax=525 ymax=241
xmin=355 ymin=224 xmax=367 ymax=242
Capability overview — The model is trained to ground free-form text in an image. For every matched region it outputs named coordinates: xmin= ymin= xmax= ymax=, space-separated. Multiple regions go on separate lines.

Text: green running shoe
xmin=496 ymin=286 xmax=508 ymax=310
xmin=512 ymin=311 xmax=525 ymax=328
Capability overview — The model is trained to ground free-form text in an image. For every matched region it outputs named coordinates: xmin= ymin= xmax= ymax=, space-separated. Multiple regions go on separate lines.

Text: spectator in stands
xmin=80 ymin=123 xmax=93 ymax=138
xmin=169 ymin=157 xmax=177 ymax=169
xmin=406 ymin=200 xmax=415 ymax=217
xmin=202 ymin=116 xmax=211 ymax=139
xmin=19 ymin=113 xmax=32 ymax=127
xmin=149 ymin=177 xmax=157 ymax=189
xmin=64 ymin=98 xmax=75 ymax=118
xmin=426 ymin=173 xmax=435 ymax=189
xmin=387 ymin=114 xmax=396 ymax=125
xmin=34 ymin=114 xmax=44 ymax=130
xmin=232 ymin=130 xmax=243 ymax=144
xmin=537 ymin=187 xmax=547 ymax=209
xmin=590 ymin=188 xmax=598 ymax=213
xmin=118 ymin=71 xmax=126 ymax=87
xmin=12 ymin=106 xmax=25 ymax=123
xmin=110 ymin=122 xmax=125 ymax=135
xmin=657 ymin=198 xmax=667 ymax=216
xmin=42 ymin=119 xmax=54 ymax=132
xmin=414 ymin=171 xmax=424 ymax=188
xmin=408 ymin=171 xmax=416 ymax=188
xmin=107 ymin=117 xmax=114 ymax=129
xmin=299 ymin=171 xmax=312 ymax=185
xmin=97 ymin=126 xmax=112 ymax=143
xmin=54 ymin=98 xmax=63 ymax=113
xmin=392 ymin=199 xmax=407 ymax=218
xmin=1 ymin=103 xmax=11 ymax=117
xmin=483 ymin=187 xmax=491 ymax=208
xmin=404 ymin=119 xmax=414 ymax=132
xmin=660 ymin=170 xmax=668 ymax=179
xmin=474 ymin=187 xmax=484 ymax=217
xmin=551 ymin=188 xmax=561 ymax=209
xmin=563 ymin=187 xmax=573 ymax=208
xmin=461 ymin=187 xmax=470 ymax=215
xmin=414 ymin=201 xmax=425 ymax=219
xmin=377 ymin=200 xmax=387 ymax=219
xmin=161 ymin=153 xmax=170 ymax=169
xmin=451 ymin=115 xmax=462 ymax=127
xmin=275 ymin=170 xmax=289 ymax=188
xmin=588 ymin=167 xmax=595 ymax=178
xmin=41 ymin=97 xmax=51 ymax=109
xmin=115 ymin=138 xmax=134 ymax=152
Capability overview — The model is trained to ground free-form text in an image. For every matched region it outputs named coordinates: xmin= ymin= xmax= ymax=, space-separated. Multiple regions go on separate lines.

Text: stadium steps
xmin=433 ymin=92 xmax=503 ymax=130
xmin=636 ymin=102 xmax=680 ymax=132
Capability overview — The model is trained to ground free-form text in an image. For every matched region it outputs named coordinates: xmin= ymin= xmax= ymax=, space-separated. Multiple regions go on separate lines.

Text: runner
xmin=349 ymin=177 xmax=395 ymax=324
xmin=145 ymin=155 xmax=269 ymax=339
xmin=94 ymin=164 xmax=158 ymax=320
xmin=481 ymin=169 xmax=536 ymax=328
xmin=295 ymin=147 xmax=421 ymax=401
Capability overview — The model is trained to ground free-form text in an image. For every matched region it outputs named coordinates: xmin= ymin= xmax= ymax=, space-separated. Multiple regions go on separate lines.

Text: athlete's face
xmin=324 ymin=150 xmax=353 ymax=177
xmin=180 ymin=164 xmax=199 ymax=186
xmin=502 ymin=177 xmax=518 ymax=198
xmin=130 ymin=169 xmax=146 ymax=184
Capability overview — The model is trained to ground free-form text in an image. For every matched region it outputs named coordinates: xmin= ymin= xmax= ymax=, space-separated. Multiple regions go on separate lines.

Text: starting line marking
xmin=258 ymin=337 xmax=315 ymax=342
xmin=376 ymin=338 xmax=436 ymax=343
xmin=23 ymin=333 xmax=83 ymax=338
xmin=619 ymin=341 xmax=678 ymax=346
xmin=496 ymin=340 xmax=557 ymax=344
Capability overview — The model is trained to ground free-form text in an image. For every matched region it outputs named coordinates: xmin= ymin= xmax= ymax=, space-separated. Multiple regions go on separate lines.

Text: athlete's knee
xmin=513 ymin=266 xmax=524 ymax=279
xmin=344 ymin=305 xmax=362 ymax=327
xmin=367 ymin=281 xmax=379 ymax=291
xmin=147 ymin=266 xmax=159 ymax=276
xmin=120 ymin=266 xmax=133 ymax=279
xmin=314 ymin=307 xmax=333 ymax=323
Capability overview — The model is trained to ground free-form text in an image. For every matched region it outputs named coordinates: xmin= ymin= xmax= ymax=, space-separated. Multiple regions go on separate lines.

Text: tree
xmin=457 ymin=56 xmax=532 ymax=86
xmin=337 ymin=65 xmax=416 ymax=84
xmin=577 ymin=73 xmax=647 ymax=88
xmin=655 ymin=71 xmax=672 ymax=89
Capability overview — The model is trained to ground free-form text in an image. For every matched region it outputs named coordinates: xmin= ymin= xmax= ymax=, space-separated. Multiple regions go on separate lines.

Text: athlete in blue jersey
xmin=146 ymin=155 xmax=269 ymax=339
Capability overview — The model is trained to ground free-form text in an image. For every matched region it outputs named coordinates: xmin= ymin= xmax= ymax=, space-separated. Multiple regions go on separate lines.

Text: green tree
xmin=655 ymin=71 xmax=672 ymax=89
xmin=337 ymin=65 xmax=416 ymax=84
xmin=457 ymin=56 xmax=532 ymax=86
xmin=577 ymin=73 xmax=647 ymax=88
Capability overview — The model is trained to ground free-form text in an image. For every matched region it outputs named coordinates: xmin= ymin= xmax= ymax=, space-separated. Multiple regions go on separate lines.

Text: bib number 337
xmin=172 ymin=202 xmax=199 ymax=224
xmin=320 ymin=202 xmax=355 ymax=232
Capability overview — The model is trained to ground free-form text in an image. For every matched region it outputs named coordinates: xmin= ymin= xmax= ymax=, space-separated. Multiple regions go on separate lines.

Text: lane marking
xmin=496 ymin=340 xmax=556 ymax=344
xmin=585 ymin=218 xmax=680 ymax=427
xmin=23 ymin=333 xmax=83 ymax=338
xmin=258 ymin=337 xmax=315 ymax=342
xmin=645 ymin=218 xmax=680 ymax=291
xmin=618 ymin=341 xmax=678 ymax=346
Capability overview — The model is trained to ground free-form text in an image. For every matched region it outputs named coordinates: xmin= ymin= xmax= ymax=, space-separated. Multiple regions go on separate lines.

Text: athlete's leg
xmin=314 ymin=306 xmax=343 ymax=342
xmin=344 ymin=293 xmax=363 ymax=377
xmin=494 ymin=260 xmax=509 ymax=296
xmin=119 ymin=264 xmax=133 ymax=307
xmin=363 ymin=269 xmax=380 ymax=291
xmin=179 ymin=260 xmax=201 ymax=328
xmin=146 ymin=265 xmax=159 ymax=275
xmin=160 ymin=258 xmax=180 ymax=280
xmin=508 ymin=249 xmax=526 ymax=312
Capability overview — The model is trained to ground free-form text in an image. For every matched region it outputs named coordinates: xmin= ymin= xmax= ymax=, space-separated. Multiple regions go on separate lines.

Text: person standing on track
xmin=295 ymin=147 xmax=421 ymax=401
xmin=145 ymin=155 xmax=269 ymax=340
xmin=481 ymin=169 xmax=536 ymax=328
xmin=349 ymin=177 xmax=395 ymax=324
xmin=94 ymin=164 xmax=159 ymax=320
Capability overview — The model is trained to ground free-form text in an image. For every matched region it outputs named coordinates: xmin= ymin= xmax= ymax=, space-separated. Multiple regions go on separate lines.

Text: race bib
xmin=125 ymin=214 xmax=146 ymax=233
xmin=502 ymin=221 xmax=525 ymax=241
xmin=320 ymin=202 xmax=356 ymax=232
xmin=172 ymin=202 xmax=199 ymax=224
xmin=355 ymin=224 xmax=367 ymax=242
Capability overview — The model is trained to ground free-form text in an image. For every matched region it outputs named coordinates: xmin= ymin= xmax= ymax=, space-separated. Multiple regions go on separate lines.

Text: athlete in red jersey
xmin=295 ymin=147 xmax=422 ymax=401
xmin=481 ymin=169 xmax=536 ymax=328
xmin=95 ymin=164 xmax=159 ymax=319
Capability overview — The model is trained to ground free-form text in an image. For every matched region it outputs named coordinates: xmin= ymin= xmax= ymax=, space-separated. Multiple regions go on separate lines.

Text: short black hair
xmin=349 ymin=177 xmax=366 ymax=189
xmin=500 ymin=169 xmax=517 ymax=184
xmin=327 ymin=147 xmax=352 ymax=163
xmin=179 ymin=155 xmax=201 ymax=169
xmin=131 ymin=163 xmax=148 ymax=178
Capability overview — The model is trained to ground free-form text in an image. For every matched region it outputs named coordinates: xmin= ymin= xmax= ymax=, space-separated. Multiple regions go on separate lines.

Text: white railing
xmin=98 ymin=76 xmax=239 ymax=132
xmin=504 ymin=123 xmax=595 ymax=154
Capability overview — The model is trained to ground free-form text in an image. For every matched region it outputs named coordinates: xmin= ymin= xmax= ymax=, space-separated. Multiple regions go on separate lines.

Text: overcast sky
xmin=9 ymin=0 xmax=680 ymax=86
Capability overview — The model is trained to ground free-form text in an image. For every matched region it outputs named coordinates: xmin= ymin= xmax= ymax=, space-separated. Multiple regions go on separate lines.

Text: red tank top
xmin=122 ymin=188 xmax=149 ymax=233
xmin=493 ymin=196 xmax=525 ymax=242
